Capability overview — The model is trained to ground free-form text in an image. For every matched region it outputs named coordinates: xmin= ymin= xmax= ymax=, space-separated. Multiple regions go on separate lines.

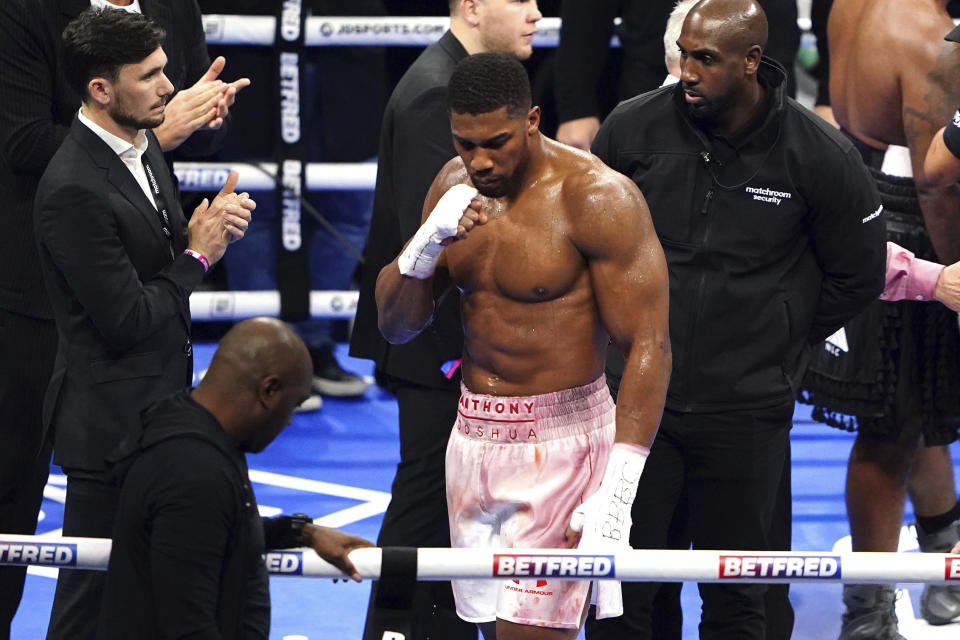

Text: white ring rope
xmin=172 ymin=162 xmax=376 ymax=192
xmin=201 ymin=15 xmax=812 ymax=47
xmin=189 ymin=290 xmax=358 ymax=321
xmin=1 ymin=535 xmax=957 ymax=584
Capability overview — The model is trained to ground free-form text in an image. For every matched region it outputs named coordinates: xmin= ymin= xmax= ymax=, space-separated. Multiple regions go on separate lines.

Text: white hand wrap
xmin=398 ymin=184 xmax=478 ymax=279
xmin=570 ymin=442 xmax=649 ymax=548
xmin=570 ymin=442 xmax=649 ymax=619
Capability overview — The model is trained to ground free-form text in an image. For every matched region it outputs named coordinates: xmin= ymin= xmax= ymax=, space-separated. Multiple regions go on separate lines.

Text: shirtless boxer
xmin=376 ymin=52 xmax=671 ymax=640
xmin=830 ymin=0 xmax=960 ymax=259
xmin=802 ymin=0 xmax=960 ymax=635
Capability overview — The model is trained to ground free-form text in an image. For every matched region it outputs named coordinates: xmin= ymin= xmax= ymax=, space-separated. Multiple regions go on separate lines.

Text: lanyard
xmin=140 ymin=154 xmax=175 ymax=258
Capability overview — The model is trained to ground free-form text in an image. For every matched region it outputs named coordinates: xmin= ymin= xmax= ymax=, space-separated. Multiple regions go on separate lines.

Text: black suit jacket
xmin=348 ymin=30 xmax=466 ymax=390
xmin=0 ymin=0 xmax=219 ymax=319
xmin=35 ymin=118 xmax=205 ymax=471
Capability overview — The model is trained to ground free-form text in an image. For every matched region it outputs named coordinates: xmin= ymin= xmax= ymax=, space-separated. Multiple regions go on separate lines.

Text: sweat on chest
xmin=444 ymin=217 xmax=583 ymax=302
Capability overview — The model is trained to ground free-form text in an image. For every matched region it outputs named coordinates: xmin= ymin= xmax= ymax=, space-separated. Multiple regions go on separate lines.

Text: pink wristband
xmin=183 ymin=249 xmax=210 ymax=273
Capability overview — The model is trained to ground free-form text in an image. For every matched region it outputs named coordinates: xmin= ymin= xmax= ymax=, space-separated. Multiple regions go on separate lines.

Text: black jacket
xmin=0 ymin=0 xmax=221 ymax=320
xmin=592 ymin=59 xmax=886 ymax=412
xmin=348 ymin=30 xmax=467 ymax=389
xmin=100 ymin=391 xmax=302 ymax=639
xmin=35 ymin=119 xmax=203 ymax=471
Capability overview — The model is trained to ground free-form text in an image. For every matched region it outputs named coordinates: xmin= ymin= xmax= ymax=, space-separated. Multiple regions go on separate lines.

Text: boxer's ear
xmin=527 ymin=106 xmax=541 ymax=135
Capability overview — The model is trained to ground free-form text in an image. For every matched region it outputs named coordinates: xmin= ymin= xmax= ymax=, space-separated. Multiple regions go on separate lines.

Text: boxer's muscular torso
xmin=430 ymin=136 xmax=652 ymax=398
xmin=829 ymin=0 xmax=960 ymax=262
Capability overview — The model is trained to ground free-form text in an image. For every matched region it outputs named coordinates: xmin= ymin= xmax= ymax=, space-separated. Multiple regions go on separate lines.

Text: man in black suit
xmin=32 ymin=9 xmax=253 ymax=639
xmin=0 ymin=0 xmax=247 ymax=635
xmin=349 ymin=1 xmax=542 ymax=638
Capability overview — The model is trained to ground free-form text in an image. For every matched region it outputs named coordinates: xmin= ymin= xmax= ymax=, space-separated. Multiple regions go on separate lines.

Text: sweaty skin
xmin=829 ymin=0 xmax=960 ymax=262
xmin=376 ymin=106 xmax=671 ymax=450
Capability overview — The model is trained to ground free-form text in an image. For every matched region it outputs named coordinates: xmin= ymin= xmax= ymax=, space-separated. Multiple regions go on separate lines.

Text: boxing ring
xmin=166 ymin=6 xmax=957 ymax=598
xmin=2 ymin=534 xmax=957 ymax=585
xmin=6 ymin=9 xmax=958 ymax=639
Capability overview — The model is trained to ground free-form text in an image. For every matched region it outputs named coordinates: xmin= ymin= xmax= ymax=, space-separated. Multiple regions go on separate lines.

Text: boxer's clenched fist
xmin=399 ymin=184 xmax=484 ymax=279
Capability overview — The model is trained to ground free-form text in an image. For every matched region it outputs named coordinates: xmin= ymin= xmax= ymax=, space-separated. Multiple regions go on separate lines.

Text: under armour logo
xmin=513 ymin=579 xmax=548 ymax=587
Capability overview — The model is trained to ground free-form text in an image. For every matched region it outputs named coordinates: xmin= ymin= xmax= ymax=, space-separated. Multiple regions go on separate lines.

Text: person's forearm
xmin=915 ymin=184 xmax=960 ymax=264
xmin=568 ymin=331 xmax=668 ymax=552
xmin=376 ymin=182 xmax=480 ymax=342
xmin=613 ymin=333 xmax=671 ymax=448
xmin=375 ymin=262 xmax=436 ymax=344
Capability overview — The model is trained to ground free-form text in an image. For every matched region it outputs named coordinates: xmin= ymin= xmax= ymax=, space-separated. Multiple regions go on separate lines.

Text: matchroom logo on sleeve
xmin=719 ymin=555 xmax=841 ymax=579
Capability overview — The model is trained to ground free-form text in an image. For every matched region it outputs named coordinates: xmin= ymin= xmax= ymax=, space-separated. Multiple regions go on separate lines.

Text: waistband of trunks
xmin=454 ymin=376 xmax=614 ymax=443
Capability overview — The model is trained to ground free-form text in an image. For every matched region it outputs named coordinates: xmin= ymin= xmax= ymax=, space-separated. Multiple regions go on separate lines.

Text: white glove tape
xmin=398 ymin=184 xmax=478 ymax=279
xmin=570 ymin=441 xmax=649 ymax=619
xmin=570 ymin=442 xmax=649 ymax=548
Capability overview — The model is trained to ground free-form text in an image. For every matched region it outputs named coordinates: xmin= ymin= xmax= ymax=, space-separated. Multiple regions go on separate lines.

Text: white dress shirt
xmin=77 ymin=108 xmax=158 ymax=210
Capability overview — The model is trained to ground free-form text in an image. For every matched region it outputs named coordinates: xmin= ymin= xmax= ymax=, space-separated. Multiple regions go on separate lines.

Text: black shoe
xmin=310 ymin=344 xmax=369 ymax=397
xmin=915 ymin=519 xmax=960 ymax=625
xmin=838 ymin=584 xmax=906 ymax=640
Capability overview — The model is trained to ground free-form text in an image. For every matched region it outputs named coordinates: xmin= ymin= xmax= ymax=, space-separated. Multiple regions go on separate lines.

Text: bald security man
xmin=588 ymin=1 xmax=885 ymax=638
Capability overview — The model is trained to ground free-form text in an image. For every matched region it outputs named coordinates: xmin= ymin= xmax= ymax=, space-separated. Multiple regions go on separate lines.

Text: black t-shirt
xmin=100 ymin=392 xmax=269 ymax=639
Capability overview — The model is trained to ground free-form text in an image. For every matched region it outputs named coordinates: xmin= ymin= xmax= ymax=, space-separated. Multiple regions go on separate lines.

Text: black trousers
xmin=0 ymin=311 xmax=55 ymax=640
xmin=46 ymin=473 xmax=120 ymax=640
xmin=765 ymin=452 xmax=794 ymax=640
xmin=363 ymin=378 xmax=476 ymax=640
xmin=586 ymin=401 xmax=794 ymax=640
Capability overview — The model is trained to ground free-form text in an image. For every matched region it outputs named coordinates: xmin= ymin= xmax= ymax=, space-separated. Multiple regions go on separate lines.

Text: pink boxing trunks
xmin=445 ymin=376 xmax=617 ymax=629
